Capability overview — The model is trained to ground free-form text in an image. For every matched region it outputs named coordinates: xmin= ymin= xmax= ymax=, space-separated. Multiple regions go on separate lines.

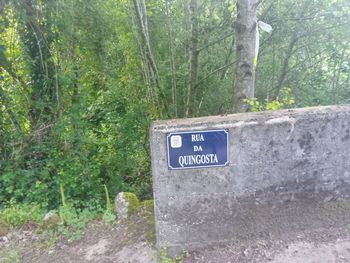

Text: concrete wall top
xmin=152 ymin=105 xmax=350 ymax=131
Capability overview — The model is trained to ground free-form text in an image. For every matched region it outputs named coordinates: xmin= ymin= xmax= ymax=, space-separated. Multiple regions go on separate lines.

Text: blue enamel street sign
xmin=167 ymin=129 xmax=229 ymax=170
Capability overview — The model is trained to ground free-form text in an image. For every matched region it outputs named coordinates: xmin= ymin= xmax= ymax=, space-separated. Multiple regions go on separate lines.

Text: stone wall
xmin=150 ymin=105 xmax=350 ymax=254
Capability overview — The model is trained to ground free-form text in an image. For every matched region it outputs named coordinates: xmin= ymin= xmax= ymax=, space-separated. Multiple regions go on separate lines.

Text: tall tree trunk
xmin=233 ymin=0 xmax=257 ymax=113
xmin=165 ymin=0 xmax=177 ymax=117
xmin=271 ymin=34 xmax=298 ymax=100
xmin=271 ymin=1 xmax=310 ymax=101
xmin=129 ymin=5 xmax=154 ymax=103
xmin=14 ymin=0 xmax=56 ymax=127
xmin=185 ymin=0 xmax=199 ymax=117
xmin=133 ymin=0 xmax=168 ymax=115
xmin=69 ymin=36 xmax=81 ymax=148
xmin=133 ymin=0 xmax=159 ymax=88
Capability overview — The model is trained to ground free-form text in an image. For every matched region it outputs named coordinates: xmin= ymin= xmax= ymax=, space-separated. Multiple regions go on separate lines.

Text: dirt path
xmin=0 ymin=205 xmax=157 ymax=263
xmin=186 ymin=227 xmax=350 ymax=263
xmin=1 ymin=208 xmax=350 ymax=263
xmin=271 ymin=240 xmax=350 ymax=263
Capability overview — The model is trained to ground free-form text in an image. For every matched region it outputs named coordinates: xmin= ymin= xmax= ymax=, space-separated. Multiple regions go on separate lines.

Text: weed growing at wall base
xmin=160 ymin=248 xmax=189 ymax=263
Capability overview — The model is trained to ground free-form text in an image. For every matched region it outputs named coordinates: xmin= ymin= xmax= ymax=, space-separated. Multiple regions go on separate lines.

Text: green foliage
xmin=266 ymin=88 xmax=296 ymax=111
xmin=58 ymin=184 xmax=99 ymax=241
xmin=103 ymin=184 xmax=111 ymax=209
xmin=0 ymin=248 xmax=21 ymax=263
xmin=0 ymin=168 xmax=53 ymax=207
xmin=102 ymin=184 xmax=116 ymax=224
xmin=40 ymin=229 xmax=58 ymax=248
xmin=102 ymin=209 xmax=116 ymax=225
xmin=160 ymin=249 xmax=189 ymax=263
xmin=58 ymin=205 xmax=96 ymax=241
xmin=60 ymin=184 xmax=67 ymax=208
xmin=0 ymin=202 xmax=44 ymax=227
xmin=245 ymin=88 xmax=296 ymax=112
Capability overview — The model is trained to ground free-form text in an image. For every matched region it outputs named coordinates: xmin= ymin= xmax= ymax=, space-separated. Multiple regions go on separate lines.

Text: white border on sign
xmin=166 ymin=129 xmax=229 ymax=170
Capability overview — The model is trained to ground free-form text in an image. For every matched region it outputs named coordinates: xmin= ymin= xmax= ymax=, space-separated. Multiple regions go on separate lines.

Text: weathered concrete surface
xmin=150 ymin=105 xmax=350 ymax=254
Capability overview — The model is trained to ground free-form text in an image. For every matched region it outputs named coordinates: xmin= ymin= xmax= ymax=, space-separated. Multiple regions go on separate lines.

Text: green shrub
xmin=244 ymin=87 xmax=296 ymax=112
xmin=0 ymin=248 xmax=21 ymax=263
xmin=0 ymin=202 xmax=44 ymax=227
xmin=102 ymin=184 xmax=116 ymax=224
xmin=58 ymin=184 xmax=99 ymax=241
xmin=58 ymin=204 xmax=97 ymax=241
xmin=160 ymin=248 xmax=188 ymax=263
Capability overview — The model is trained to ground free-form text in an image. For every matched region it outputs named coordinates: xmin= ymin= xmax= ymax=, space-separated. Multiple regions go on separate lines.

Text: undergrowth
xmin=0 ymin=184 xmax=118 ymax=242
xmin=160 ymin=249 xmax=189 ymax=263
xmin=0 ymin=201 xmax=44 ymax=227
xmin=0 ymin=248 xmax=21 ymax=263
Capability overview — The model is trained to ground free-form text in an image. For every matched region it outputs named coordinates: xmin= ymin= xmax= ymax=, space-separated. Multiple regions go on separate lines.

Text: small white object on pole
xmin=254 ymin=21 xmax=273 ymax=66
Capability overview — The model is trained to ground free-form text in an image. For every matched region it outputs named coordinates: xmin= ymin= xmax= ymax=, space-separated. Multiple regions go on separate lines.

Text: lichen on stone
xmin=124 ymin=192 xmax=140 ymax=217
xmin=42 ymin=211 xmax=61 ymax=229
xmin=115 ymin=192 xmax=140 ymax=219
